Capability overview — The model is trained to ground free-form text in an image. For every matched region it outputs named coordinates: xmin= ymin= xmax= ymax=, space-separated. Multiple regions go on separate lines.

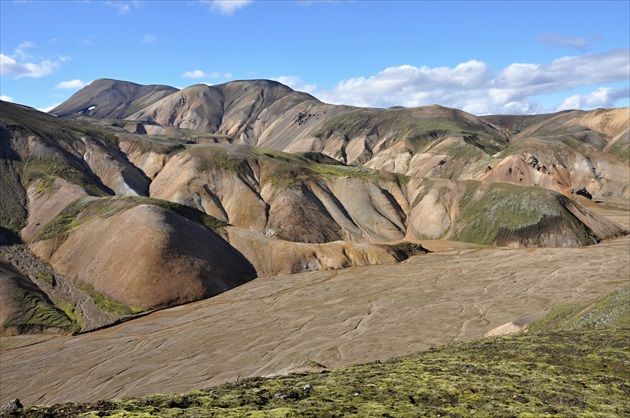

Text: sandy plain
xmin=0 ymin=207 xmax=628 ymax=406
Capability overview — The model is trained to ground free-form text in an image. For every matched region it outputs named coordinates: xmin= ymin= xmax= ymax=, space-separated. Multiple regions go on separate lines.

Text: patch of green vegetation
xmin=34 ymin=270 xmax=55 ymax=287
xmin=436 ymin=140 xmax=488 ymax=161
xmin=193 ymin=146 xmax=251 ymax=174
xmin=134 ymin=138 xmax=186 ymax=155
xmin=74 ymin=280 xmax=143 ymax=316
xmin=18 ymin=323 xmax=630 ymax=416
xmin=607 ymin=138 xmax=630 ymax=165
xmin=4 ymin=287 xmax=80 ymax=334
xmin=55 ymin=300 xmax=86 ymax=333
xmin=453 ymin=182 xmax=597 ymax=246
xmin=529 ymin=287 xmax=630 ymax=333
xmin=37 ymin=196 xmax=228 ymax=242
xmin=250 ymin=146 xmax=398 ymax=189
xmin=79 ymin=127 xmax=120 ymax=148
xmin=312 ymin=110 xmax=375 ymax=139
xmin=295 ymin=151 xmax=344 ymax=166
xmin=34 ymin=177 xmax=57 ymax=194
xmin=0 ymin=149 xmax=27 ymax=237
xmin=37 ymin=197 xmax=96 ymax=241
xmin=312 ymin=108 xmax=508 ymax=157
xmin=22 ymin=157 xmax=104 ymax=196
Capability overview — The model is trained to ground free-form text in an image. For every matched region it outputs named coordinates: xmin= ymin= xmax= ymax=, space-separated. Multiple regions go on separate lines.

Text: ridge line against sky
xmin=1 ymin=0 xmax=628 ymax=115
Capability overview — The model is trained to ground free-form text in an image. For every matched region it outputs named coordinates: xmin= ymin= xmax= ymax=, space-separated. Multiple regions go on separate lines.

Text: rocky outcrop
xmin=226 ymin=227 xmax=427 ymax=276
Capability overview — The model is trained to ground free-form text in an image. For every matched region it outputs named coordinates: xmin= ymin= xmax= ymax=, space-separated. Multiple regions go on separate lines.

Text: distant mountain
xmin=2 ymin=79 xmax=627 ymax=336
xmin=51 ymin=78 xmax=630 ymax=200
xmin=49 ymin=78 xmax=179 ymax=119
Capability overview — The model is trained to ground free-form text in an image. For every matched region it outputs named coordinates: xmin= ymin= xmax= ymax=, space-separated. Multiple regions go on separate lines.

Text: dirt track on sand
xmin=1 ymin=210 xmax=629 ymax=406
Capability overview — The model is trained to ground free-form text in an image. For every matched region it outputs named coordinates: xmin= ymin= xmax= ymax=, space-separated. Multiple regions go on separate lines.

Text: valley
xmin=1 ymin=221 xmax=628 ymax=406
xmin=0 ymin=78 xmax=628 ymax=411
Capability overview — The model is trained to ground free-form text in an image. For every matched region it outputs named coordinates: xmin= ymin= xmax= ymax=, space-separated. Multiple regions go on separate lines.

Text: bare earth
xmin=1 ymin=209 xmax=629 ymax=406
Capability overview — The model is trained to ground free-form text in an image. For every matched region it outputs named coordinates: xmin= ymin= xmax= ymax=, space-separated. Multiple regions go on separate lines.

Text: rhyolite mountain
xmin=0 ymin=78 xmax=627 ymax=336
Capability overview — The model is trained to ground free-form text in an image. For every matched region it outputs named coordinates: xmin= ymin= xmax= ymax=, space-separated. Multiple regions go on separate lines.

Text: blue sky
xmin=1 ymin=0 xmax=628 ymax=115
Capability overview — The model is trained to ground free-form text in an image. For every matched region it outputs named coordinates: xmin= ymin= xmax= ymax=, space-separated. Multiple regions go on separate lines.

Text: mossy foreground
xmin=7 ymin=290 xmax=629 ymax=417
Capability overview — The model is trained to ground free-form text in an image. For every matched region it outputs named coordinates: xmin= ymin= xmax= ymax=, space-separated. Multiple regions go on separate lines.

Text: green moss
xmin=529 ymin=287 xmax=630 ymax=333
xmin=22 ymin=157 xmax=104 ymax=196
xmin=311 ymin=107 xmax=507 ymax=157
xmin=607 ymin=138 xmax=630 ymax=165
xmin=20 ymin=324 xmax=630 ymax=417
xmin=135 ymin=138 xmax=185 ymax=155
xmin=4 ymin=288 xmax=80 ymax=334
xmin=193 ymin=146 xmax=251 ymax=174
xmin=313 ymin=111 xmax=374 ymax=139
xmin=249 ymin=146 xmax=397 ymax=189
xmin=55 ymin=300 xmax=86 ymax=332
xmin=453 ymin=182 xmax=597 ymax=246
xmin=295 ymin=151 xmax=345 ymax=166
xmin=37 ymin=196 xmax=228 ymax=241
xmin=74 ymin=280 xmax=144 ymax=316
xmin=0 ymin=153 xmax=27 ymax=236
xmin=34 ymin=270 xmax=55 ymax=287
xmin=37 ymin=197 xmax=95 ymax=241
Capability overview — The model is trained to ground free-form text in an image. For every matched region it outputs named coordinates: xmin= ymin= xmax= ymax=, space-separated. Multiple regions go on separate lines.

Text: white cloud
xmin=37 ymin=103 xmax=62 ymax=113
xmin=0 ymin=53 xmax=62 ymax=79
xmin=14 ymin=41 xmax=36 ymax=59
xmin=105 ymin=0 xmax=140 ymax=15
xmin=55 ymin=79 xmax=89 ymax=90
xmin=182 ymin=70 xmax=208 ymax=79
xmin=0 ymin=95 xmax=14 ymax=102
xmin=181 ymin=69 xmax=232 ymax=79
xmin=141 ymin=34 xmax=157 ymax=44
xmin=198 ymin=0 xmax=252 ymax=16
xmin=301 ymin=49 xmax=629 ymax=114
xmin=557 ymin=87 xmax=629 ymax=111
xmin=272 ymin=76 xmax=318 ymax=95
xmin=536 ymin=33 xmax=596 ymax=51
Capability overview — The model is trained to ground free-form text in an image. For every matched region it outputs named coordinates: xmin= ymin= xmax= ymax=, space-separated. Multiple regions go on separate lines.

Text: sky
xmin=1 ymin=0 xmax=629 ymax=115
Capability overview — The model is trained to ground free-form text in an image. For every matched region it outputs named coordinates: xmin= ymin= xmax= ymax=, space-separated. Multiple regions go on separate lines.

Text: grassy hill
xmin=7 ymin=287 xmax=628 ymax=417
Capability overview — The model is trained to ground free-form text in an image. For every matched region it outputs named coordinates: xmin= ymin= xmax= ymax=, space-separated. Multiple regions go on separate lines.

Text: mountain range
xmin=1 ymin=78 xmax=628 ymax=336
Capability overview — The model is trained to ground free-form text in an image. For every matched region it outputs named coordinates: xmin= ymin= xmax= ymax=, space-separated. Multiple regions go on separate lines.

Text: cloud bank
xmin=182 ymin=69 xmax=232 ymax=79
xmin=0 ymin=53 xmax=64 ymax=79
xmin=55 ymin=79 xmax=89 ymax=90
xmin=277 ymin=49 xmax=629 ymax=115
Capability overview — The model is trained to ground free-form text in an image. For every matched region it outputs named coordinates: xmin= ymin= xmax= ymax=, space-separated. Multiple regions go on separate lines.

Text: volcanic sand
xmin=1 ymin=209 xmax=629 ymax=406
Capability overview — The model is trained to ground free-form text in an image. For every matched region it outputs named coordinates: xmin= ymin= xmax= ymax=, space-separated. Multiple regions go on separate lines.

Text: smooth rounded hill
xmin=49 ymin=78 xmax=179 ymax=119
xmin=31 ymin=200 xmax=257 ymax=310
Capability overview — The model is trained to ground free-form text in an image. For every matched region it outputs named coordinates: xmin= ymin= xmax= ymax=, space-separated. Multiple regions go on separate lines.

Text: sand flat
xmin=1 ymin=231 xmax=628 ymax=406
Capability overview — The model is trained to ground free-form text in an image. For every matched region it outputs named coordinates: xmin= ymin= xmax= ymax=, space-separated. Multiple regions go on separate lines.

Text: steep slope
xmin=406 ymin=179 xmax=625 ymax=247
xmin=49 ymin=78 xmax=178 ymax=119
xmin=0 ymin=100 xmax=150 ymax=200
xmin=50 ymin=79 xmax=629 ymax=199
xmin=481 ymin=108 xmax=630 ymax=199
xmin=31 ymin=197 xmax=256 ymax=310
xmin=149 ymin=144 xmax=409 ymax=243
xmin=129 ymin=79 xmax=317 ymax=143
xmin=147 ymin=143 xmax=624 ymax=247
xmin=0 ymin=260 xmax=78 ymax=336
